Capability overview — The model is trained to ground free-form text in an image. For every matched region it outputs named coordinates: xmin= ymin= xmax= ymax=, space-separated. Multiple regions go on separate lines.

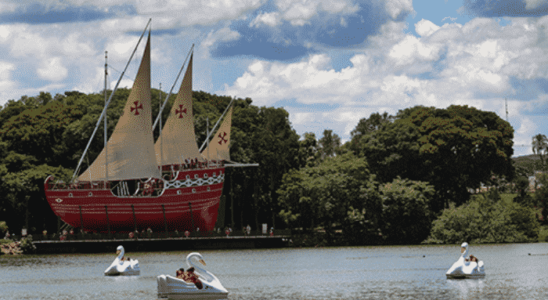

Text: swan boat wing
xmin=104 ymin=246 xmax=140 ymax=276
xmin=104 ymin=259 xmax=141 ymax=276
xmin=446 ymin=259 xmax=485 ymax=279
xmin=158 ymin=252 xmax=228 ymax=299
xmin=157 ymin=275 xmax=228 ymax=299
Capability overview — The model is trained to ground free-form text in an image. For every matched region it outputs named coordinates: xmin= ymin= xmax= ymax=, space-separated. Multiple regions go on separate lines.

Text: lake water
xmin=1 ymin=243 xmax=547 ymax=299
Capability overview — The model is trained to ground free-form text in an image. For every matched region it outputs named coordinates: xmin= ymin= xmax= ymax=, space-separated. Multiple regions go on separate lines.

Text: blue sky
xmin=0 ymin=0 xmax=547 ymax=157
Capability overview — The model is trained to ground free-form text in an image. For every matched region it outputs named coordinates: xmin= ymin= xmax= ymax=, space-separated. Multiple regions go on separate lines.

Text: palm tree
xmin=532 ymin=134 xmax=548 ymax=171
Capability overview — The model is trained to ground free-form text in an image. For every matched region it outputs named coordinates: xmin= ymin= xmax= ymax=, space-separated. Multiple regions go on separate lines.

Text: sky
xmin=1 ymin=0 xmax=547 ymax=157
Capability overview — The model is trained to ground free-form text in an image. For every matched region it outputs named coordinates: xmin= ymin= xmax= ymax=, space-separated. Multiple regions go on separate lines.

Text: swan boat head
xmin=446 ymin=242 xmax=485 ymax=279
xmin=116 ymin=245 xmax=125 ymax=260
xmin=460 ymin=242 xmax=468 ymax=258
xmin=104 ymin=245 xmax=140 ymax=276
xmin=186 ymin=252 xmax=222 ymax=285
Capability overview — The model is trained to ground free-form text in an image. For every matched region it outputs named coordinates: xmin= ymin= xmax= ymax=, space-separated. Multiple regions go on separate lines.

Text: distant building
xmin=529 ymin=171 xmax=545 ymax=192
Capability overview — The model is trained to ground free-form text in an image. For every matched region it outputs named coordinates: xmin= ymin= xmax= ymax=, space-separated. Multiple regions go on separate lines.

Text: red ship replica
xmin=44 ymin=24 xmax=233 ymax=233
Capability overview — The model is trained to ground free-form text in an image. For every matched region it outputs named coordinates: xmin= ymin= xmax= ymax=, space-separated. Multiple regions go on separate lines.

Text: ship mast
xmin=104 ymin=51 xmax=108 ymax=183
xmin=159 ymin=83 xmax=163 ymax=166
xmin=206 ymin=117 xmax=209 ymax=167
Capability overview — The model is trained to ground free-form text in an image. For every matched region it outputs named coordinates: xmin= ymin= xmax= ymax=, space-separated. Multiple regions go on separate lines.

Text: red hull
xmin=44 ymin=168 xmax=225 ymax=233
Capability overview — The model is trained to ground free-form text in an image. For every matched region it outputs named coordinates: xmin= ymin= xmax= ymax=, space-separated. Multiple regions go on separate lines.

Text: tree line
xmin=277 ymin=106 xmax=542 ymax=245
xmin=0 ymin=90 xmax=544 ymax=245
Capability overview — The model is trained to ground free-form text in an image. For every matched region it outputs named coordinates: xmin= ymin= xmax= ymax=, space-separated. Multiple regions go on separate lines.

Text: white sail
xmin=155 ymin=54 xmax=202 ymax=165
xmin=79 ymin=32 xmax=160 ymax=181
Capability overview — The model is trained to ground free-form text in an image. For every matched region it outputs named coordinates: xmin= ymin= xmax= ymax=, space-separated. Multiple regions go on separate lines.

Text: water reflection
xmin=446 ymin=278 xmax=485 ymax=298
xmin=0 ymin=244 xmax=547 ymax=299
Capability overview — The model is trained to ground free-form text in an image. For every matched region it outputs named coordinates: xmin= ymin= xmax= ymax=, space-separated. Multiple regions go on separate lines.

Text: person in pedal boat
xmin=182 ymin=267 xmax=203 ymax=289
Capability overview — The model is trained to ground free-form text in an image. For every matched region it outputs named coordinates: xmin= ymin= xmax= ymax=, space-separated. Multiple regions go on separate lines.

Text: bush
xmin=19 ymin=235 xmax=36 ymax=254
xmin=0 ymin=221 xmax=7 ymax=235
xmin=538 ymin=225 xmax=548 ymax=242
xmin=0 ymin=239 xmax=22 ymax=255
xmin=426 ymin=192 xmax=540 ymax=244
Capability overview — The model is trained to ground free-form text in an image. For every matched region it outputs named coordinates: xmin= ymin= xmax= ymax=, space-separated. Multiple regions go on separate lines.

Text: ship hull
xmin=44 ymin=168 xmax=225 ymax=233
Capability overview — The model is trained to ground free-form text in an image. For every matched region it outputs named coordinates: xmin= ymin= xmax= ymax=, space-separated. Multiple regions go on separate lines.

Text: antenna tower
xmin=505 ymin=98 xmax=508 ymax=122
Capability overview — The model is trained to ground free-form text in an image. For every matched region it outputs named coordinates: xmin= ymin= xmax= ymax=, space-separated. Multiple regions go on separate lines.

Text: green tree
xmin=412 ymin=105 xmax=514 ymax=208
xmin=355 ymin=119 xmax=424 ymax=184
xmin=379 ymin=178 xmax=434 ymax=244
xmin=427 ymin=192 xmax=540 ymax=244
xmin=534 ymin=173 xmax=548 ymax=224
xmin=278 ymin=153 xmax=381 ymax=244
xmin=298 ymin=132 xmax=320 ymax=167
xmin=349 ymin=112 xmax=393 ymax=155
xmin=532 ymin=134 xmax=547 ymax=171
xmin=318 ymin=129 xmax=341 ymax=160
xmin=0 ymin=100 xmax=84 ymax=168
xmin=354 ymin=105 xmax=514 ymax=211
xmin=514 ymin=176 xmax=533 ymax=206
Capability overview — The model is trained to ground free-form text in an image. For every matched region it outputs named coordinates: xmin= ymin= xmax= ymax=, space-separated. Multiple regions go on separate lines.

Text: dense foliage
xmin=278 ymin=153 xmax=381 ymax=245
xmin=378 ymin=178 xmax=435 ymax=245
xmin=426 ymin=191 xmax=540 ymax=244
xmin=0 ymin=89 xmax=541 ymax=246
xmin=352 ymin=105 xmax=515 ymax=212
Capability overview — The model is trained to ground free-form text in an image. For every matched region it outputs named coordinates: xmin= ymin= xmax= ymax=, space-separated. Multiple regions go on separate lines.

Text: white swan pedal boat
xmin=104 ymin=245 xmax=140 ymax=276
xmin=157 ymin=252 xmax=228 ymax=299
xmin=446 ymin=242 xmax=485 ymax=279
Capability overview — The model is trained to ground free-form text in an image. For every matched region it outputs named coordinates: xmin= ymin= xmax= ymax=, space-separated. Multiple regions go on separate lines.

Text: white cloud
xmin=134 ymin=0 xmax=266 ymax=27
xmin=107 ymin=36 xmax=140 ymax=60
xmin=442 ymin=16 xmax=457 ymax=22
xmin=117 ymin=78 xmax=135 ymax=89
xmin=0 ymin=1 xmax=18 ymax=12
xmin=37 ymin=57 xmax=68 ymax=81
xmin=273 ymin=0 xmax=359 ymax=26
xmin=389 ymin=35 xmax=442 ymax=66
xmin=224 ymin=53 xmax=370 ymax=106
xmin=201 ymin=27 xmax=241 ymax=56
xmin=384 ymin=0 xmax=414 ymax=19
xmin=524 ymin=0 xmax=545 ymax=10
xmin=221 ymin=15 xmax=548 ymax=155
xmin=290 ymin=111 xmax=315 ymax=126
xmin=0 ymin=62 xmax=16 ymax=97
xmin=415 ymin=19 xmax=440 ymax=37
xmin=0 ymin=25 xmax=11 ymax=42
xmin=516 ymin=117 xmax=536 ymax=140
xmin=250 ymin=12 xmax=281 ymax=27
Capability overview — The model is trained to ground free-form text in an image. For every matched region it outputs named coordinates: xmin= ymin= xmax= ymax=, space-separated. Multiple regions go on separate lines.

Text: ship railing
xmin=49 ymin=181 xmax=111 ymax=191
xmin=29 ymin=229 xmax=292 ymax=242
xmin=160 ymin=161 xmax=225 ymax=174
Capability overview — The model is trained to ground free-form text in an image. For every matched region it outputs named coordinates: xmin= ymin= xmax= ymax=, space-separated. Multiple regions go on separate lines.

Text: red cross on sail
xmin=201 ymin=106 xmax=232 ymax=162
xmin=131 ymin=101 xmax=143 ymax=115
xmin=154 ymin=53 xmax=202 ymax=165
xmin=175 ymin=105 xmax=187 ymax=118
xmin=218 ymin=132 xmax=228 ymax=145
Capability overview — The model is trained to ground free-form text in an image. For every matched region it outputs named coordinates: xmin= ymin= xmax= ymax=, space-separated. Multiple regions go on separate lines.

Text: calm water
xmin=1 ymin=243 xmax=547 ymax=299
